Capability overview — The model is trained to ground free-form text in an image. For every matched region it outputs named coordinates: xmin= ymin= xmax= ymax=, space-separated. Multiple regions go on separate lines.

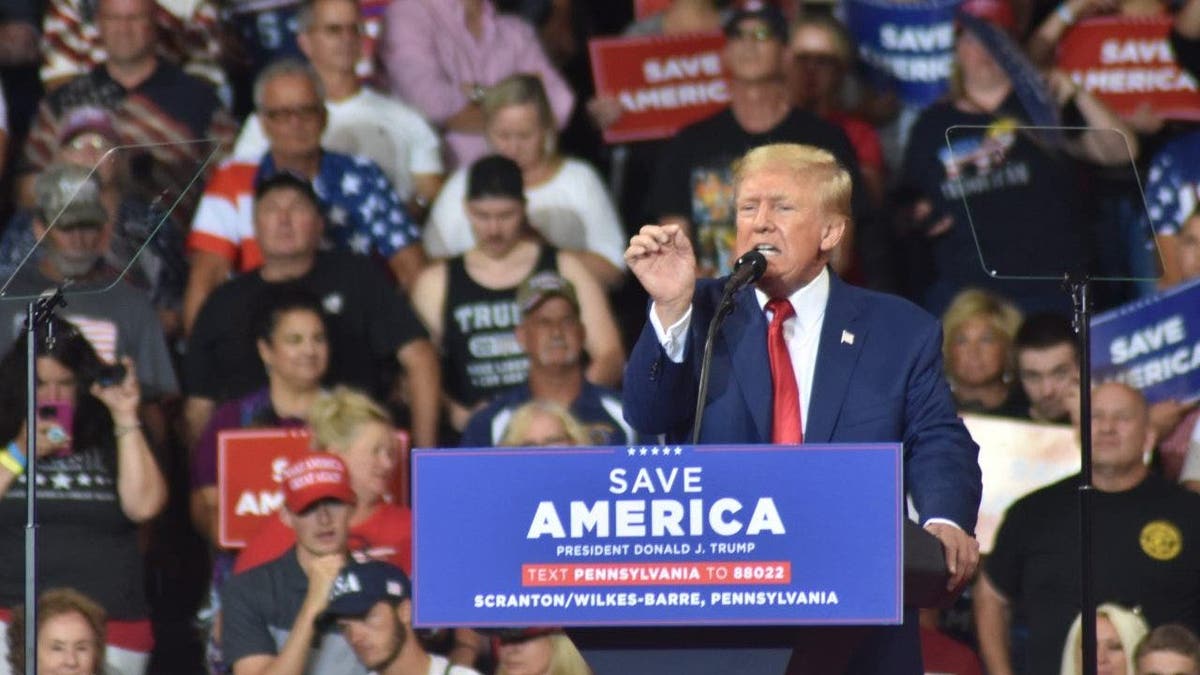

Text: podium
xmin=411 ymin=443 xmax=950 ymax=675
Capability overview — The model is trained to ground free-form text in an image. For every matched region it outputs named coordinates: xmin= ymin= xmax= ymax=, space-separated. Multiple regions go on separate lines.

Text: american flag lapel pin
xmin=841 ymin=330 xmax=855 ymax=345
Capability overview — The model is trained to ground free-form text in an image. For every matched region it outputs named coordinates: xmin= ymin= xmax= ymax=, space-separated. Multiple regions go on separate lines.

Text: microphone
xmin=722 ymin=250 xmax=767 ymax=295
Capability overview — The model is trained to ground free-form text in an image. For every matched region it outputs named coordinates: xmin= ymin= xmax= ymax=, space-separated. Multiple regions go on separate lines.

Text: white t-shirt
xmin=420 ymin=654 xmax=483 ymax=675
xmin=233 ymin=88 xmax=442 ymax=200
xmin=424 ymin=156 xmax=626 ymax=269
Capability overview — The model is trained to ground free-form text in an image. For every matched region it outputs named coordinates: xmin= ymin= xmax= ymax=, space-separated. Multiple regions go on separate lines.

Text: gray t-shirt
xmin=0 ymin=264 xmax=179 ymax=398
xmin=221 ymin=548 xmax=368 ymax=675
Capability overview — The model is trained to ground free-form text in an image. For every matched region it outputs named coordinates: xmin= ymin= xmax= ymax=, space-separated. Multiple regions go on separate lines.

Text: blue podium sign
xmin=412 ymin=444 xmax=903 ymax=628
xmin=1091 ymin=277 xmax=1200 ymax=404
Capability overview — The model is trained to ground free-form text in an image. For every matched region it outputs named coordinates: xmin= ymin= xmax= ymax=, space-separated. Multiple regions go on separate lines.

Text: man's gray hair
xmin=253 ymin=57 xmax=327 ymax=111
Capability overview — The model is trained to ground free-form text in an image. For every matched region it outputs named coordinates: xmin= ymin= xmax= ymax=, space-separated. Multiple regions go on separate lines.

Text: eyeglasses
xmin=793 ymin=52 xmax=843 ymax=70
xmin=64 ymin=133 xmax=115 ymax=153
xmin=262 ymin=104 xmax=324 ymax=123
xmin=731 ymin=26 xmax=775 ymax=43
xmin=315 ymin=22 xmax=362 ymax=37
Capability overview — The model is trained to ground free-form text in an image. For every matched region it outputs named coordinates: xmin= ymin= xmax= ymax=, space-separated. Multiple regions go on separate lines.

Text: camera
xmin=93 ymin=363 xmax=127 ymax=388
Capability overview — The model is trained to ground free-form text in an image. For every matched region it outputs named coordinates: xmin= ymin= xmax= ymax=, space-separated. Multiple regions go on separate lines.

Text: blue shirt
xmin=257 ymin=151 xmax=420 ymax=258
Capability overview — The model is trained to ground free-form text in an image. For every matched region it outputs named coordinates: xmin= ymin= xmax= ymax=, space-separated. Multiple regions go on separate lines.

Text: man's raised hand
xmin=625 ymin=223 xmax=697 ymax=326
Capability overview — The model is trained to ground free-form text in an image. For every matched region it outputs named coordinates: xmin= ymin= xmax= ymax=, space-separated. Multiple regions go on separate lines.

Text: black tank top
xmin=441 ymin=246 xmax=558 ymax=406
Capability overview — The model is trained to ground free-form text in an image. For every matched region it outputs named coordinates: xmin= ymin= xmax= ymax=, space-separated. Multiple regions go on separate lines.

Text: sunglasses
xmin=731 ymin=26 xmax=776 ymax=43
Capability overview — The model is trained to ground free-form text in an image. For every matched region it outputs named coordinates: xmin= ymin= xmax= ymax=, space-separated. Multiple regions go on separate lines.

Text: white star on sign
xmin=50 ymin=472 xmax=72 ymax=490
xmin=76 ymin=473 xmax=92 ymax=487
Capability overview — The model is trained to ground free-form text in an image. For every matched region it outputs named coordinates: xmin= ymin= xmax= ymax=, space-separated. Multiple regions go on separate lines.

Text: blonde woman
xmin=234 ymin=386 xmax=411 ymax=574
xmin=1060 ymin=603 xmax=1149 ymax=675
xmin=499 ymin=401 xmax=591 ymax=447
xmin=494 ymin=630 xmax=591 ymax=675
xmin=425 ymin=74 xmax=626 ymax=288
xmin=941 ymin=288 xmax=1024 ymax=416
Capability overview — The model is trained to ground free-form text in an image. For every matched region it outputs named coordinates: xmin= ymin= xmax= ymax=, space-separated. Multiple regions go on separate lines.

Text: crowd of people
xmin=0 ymin=0 xmax=1199 ymax=672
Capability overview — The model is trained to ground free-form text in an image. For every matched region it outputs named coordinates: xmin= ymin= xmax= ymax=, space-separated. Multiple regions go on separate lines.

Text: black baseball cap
xmin=255 ymin=170 xmax=320 ymax=209
xmin=724 ymin=1 xmax=788 ymax=42
xmin=467 ymin=154 xmax=525 ymax=202
xmin=319 ymin=560 xmax=411 ymax=624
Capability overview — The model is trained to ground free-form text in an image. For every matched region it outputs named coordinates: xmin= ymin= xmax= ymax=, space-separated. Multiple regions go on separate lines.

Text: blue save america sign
xmin=843 ymin=0 xmax=959 ymax=107
xmin=411 ymin=444 xmax=902 ymax=628
xmin=1091 ymin=277 xmax=1200 ymax=403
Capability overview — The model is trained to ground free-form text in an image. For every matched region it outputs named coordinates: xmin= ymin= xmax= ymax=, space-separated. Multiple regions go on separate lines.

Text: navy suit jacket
xmin=623 ymin=273 xmax=982 ymax=534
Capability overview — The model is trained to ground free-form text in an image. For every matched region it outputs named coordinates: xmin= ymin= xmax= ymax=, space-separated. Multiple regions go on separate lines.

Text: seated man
xmin=1013 ymin=313 xmax=1078 ymax=424
xmin=0 ymin=163 xmax=178 ymax=402
xmin=221 ymin=453 xmax=366 ymax=675
xmin=975 ymin=382 xmax=1200 ymax=675
xmin=461 ymin=272 xmax=642 ymax=447
xmin=1135 ymin=624 xmax=1200 ymax=675
xmin=232 ymin=0 xmax=444 ymax=219
xmin=409 ymin=155 xmax=623 ymax=436
xmin=184 ymin=172 xmax=438 ymax=448
xmin=19 ymin=0 xmax=235 ymax=214
xmin=184 ymin=57 xmax=425 ymax=332
xmin=320 ymin=560 xmax=483 ymax=675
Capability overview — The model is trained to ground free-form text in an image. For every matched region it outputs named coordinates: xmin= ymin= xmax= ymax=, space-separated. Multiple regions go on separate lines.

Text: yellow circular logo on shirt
xmin=1140 ymin=520 xmax=1183 ymax=561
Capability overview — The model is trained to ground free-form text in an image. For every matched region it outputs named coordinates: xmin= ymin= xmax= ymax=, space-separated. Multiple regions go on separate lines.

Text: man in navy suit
xmin=623 ymin=143 xmax=982 ymax=674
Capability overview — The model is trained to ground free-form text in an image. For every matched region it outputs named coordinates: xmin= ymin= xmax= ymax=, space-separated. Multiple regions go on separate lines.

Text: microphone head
xmin=734 ymin=250 xmax=768 ymax=283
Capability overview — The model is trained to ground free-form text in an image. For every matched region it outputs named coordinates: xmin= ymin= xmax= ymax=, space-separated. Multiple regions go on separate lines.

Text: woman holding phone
xmin=0 ymin=316 xmax=166 ymax=675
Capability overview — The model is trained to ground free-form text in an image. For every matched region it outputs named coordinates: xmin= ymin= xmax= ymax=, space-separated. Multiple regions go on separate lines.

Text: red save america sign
xmin=217 ymin=428 xmax=410 ymax=548
xmin=589 ymin=32 xmax=729 ymax=143
xmin=1056 ymin=15 xmax=1200 ymax=120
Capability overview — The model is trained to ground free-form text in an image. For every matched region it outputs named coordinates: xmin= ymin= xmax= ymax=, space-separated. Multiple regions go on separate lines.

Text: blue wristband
xmin=6 ymin=441 xmax=27 ymax=470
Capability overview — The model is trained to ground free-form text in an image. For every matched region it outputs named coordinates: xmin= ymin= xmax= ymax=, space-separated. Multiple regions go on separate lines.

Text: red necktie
xmin=767 ymin=298 xmax=802 ymax=444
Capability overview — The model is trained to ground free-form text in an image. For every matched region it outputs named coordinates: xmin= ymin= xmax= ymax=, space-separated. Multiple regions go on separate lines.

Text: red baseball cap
xmin=282 ymin=453 xmax=356 ymax=513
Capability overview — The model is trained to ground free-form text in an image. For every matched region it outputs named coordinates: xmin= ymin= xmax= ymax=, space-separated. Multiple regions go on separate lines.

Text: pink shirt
xmin=379 ymin=0 xmax=575 ymax=169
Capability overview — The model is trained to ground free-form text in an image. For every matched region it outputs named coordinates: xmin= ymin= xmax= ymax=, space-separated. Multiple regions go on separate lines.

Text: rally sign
xmin=412 ymin=444 xmax=903 ymax=627
xmin=843 ymin=0 xmax=959 ymax=107
xmin=1091 ymin=277 xmax=1200 ymax=404
xmin=1057 ymin=16 xmax=1200 ymax=120
xmin=589 ymin=33 xmax=729 ymax=143
xmin=217 ymin=428 xmax=411 ymax=548
xmin=962 ymin=414 xmax=1079 ymax=553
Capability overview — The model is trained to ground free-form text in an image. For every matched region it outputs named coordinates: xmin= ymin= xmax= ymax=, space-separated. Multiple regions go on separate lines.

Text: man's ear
xmin=281 ymin=508 xmax=296 ymax=531
xmin=819 ymin=216 xmax=848 ymax=254
xmin=514 ymin=323 xmax=529 ymax=352
xmin=396 ymin=598 xmax=412 ymax=625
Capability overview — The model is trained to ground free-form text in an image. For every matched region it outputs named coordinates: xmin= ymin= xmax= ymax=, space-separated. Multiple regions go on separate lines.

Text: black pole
xmin=23 ymin=300 xmax=37 ymax=675
xmin=22 ymin=288 xmax=66 ymax=675
xmin=1070 ymin=277 xmax=1096 ymax=675
xmin=692 ymin=298 xmax=737 ymax=445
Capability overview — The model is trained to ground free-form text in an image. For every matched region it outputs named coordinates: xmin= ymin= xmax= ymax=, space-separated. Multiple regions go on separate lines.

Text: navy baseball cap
xmin=724 ymin=1 xmax=788 ymax=43
xmin=320 ymin=560 xmax=411 ymax=623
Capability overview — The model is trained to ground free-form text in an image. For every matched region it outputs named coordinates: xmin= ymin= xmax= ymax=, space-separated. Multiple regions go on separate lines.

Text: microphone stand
xmin=23 ymin=287 xmax=66 ymax=675
xmin=690 ymin=252 xmax=767 ymax=445
xmin=692 ymin=291 xmax=740 ymax=445
xmin=1069 ymin=276 xmax=1097 ymax=675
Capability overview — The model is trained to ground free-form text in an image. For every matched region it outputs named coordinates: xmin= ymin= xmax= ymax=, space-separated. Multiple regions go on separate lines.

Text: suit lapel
xmin=805 ymin=275 xmax=866 ymax=443
xmin=719 ymin=287 xmax=771 ymax=442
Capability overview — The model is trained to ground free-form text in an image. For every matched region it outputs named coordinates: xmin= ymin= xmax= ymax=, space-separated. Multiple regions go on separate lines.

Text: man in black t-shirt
xmin=974 ymin=382 xmax=1200 ymax=675
xmin=642 ymin=3 xmax=877 ymax=285
xmin=183 ymin=172 xmax=439 ymax=448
